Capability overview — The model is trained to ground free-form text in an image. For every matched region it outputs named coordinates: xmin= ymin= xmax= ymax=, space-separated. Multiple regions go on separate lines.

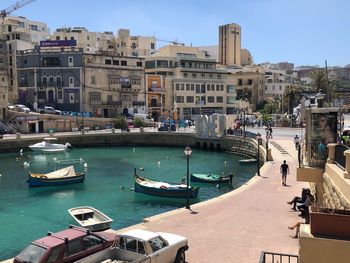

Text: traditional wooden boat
xmin=68 ymin=206 xmax=113 ymax=231
xmin=28 ymin=165 xmax=86 ymax=187
xmin=191 ymin=173 xmax=233 ymax=183
xmin=134 ymin=169 xmax=199 ymax=199
xmin=239 ymin=158 xmax=257 ymax=164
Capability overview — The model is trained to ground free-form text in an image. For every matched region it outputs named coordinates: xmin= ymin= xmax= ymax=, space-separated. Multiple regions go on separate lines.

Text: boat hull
xmin=191 ymin=173 xmax=231 ymax=183
xmin=28 ymin=173 xmax=85 ymax=187
xmin=135 ymin=182 xmax=199 ymax=199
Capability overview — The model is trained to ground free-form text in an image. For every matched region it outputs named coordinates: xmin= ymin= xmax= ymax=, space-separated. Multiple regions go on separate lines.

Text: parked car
xmin=14 ymin=104 xmax=30 ymax=113
xmin=76 ymin=229 xmax=188 ymax=263
xmin=14 ymin=225 xmax=116 ymax=263
xmin=37 ymin=106 xmax=62 ymax=115
xmin=7 ymin=103 xmax=15 ymax=110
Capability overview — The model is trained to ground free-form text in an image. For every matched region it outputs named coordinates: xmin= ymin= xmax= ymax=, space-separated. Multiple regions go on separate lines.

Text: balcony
xmin=101 ymin=101 xmax=122 ymax=106
xmin=133 ymin=101 xmax=145 ymax=106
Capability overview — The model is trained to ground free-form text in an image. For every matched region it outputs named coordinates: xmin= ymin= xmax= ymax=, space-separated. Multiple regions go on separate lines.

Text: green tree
xmin=114 ymin=116 xmax=128 ymax=129
xmin=133 ymin=117 xmax=145 ymax=128
xmin=284 ymin=84 xmax=301 ymax=114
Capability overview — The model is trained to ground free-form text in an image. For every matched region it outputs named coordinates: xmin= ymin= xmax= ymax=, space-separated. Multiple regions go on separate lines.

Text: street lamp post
xmin=256 ymin=133 xmax=261 ymax=176
xmin=184 ymin=146 xmax=192 ymax=209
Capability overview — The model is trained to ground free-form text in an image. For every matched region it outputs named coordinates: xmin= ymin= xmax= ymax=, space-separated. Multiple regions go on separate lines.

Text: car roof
xmin=122 ymin=229 xmax=159 ymax=241
xmin=32 ymin=228 xmax=90 ymax=248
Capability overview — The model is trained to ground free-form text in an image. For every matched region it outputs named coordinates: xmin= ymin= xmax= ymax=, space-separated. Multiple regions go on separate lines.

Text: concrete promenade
xmin=111 ymin=135 xmax=307 ymax=263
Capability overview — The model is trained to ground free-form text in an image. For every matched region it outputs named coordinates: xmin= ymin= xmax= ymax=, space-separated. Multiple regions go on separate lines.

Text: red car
xmin=14 ymin=225 xmax=116 ymax=263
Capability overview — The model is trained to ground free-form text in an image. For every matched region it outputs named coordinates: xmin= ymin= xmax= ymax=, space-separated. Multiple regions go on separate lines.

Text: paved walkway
xmin=112 ymin=136 xmax=307 ymax=263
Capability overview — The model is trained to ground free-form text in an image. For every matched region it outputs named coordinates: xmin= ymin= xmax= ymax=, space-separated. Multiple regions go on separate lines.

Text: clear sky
xmin=2 ymin=0 xmax=349 ymax=67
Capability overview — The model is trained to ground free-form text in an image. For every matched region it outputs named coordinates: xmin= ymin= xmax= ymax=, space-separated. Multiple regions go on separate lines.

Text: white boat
xmin=239 ymin=158 xmax=257 ymax=164
xmin=29 ymin=137 xmax=72 ymax=153
xmin=68 ymin=206 xmax=113 ymax=231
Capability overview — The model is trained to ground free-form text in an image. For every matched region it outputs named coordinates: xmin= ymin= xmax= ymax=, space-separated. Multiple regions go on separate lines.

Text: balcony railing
xmin=133 ymin=101 xmax=145 ymax=106
xmin=259 ymin=251 xmax=299 ymax=263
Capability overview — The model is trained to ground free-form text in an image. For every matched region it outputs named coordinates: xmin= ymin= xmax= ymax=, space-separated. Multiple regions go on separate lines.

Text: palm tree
xmin=284 ymin=84 xmax=301 ymax=114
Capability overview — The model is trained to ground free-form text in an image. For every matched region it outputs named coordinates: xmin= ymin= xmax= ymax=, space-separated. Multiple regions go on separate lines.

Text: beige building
xmin=52 ymin=27 xmax=115 ymax=53
xmin=0 ymin=16 xmax=50 ymax=104
xmin=83 ymin=53 xmax=145 ymax=117
xmin=115 ymin=29 xmax=156 ymax=57
xmin=0 ymin=38 xmax=8 ymax=121
xmin=241 ymin=48 xmax=253 ymax=66
xmin=219 ymin=23 xmax=241 ymax=66
xmin=145 ymin=45 xmax=244 ymax=120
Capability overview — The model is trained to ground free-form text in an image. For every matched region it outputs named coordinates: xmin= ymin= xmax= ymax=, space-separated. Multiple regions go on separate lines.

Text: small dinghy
xmin=68 ymin=206 xmax=113 ymax=231
xmin=191 ymin=173 xmax=233 ymax=183
xmin=239 ymin=158 xmax=257 ymax=164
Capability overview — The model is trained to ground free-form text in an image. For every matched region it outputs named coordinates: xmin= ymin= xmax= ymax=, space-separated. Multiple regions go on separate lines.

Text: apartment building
xmin=0 ymin=16 xmax=50 ymax=104
xmin=16 ymin=46 xmax=84 ymax=112
xmin=52 ymin=27 xmax=116 ymax=53
xmin=145 ymin=45 xmax=243 ymax=119
xmin=83 ymin=53 xmax=145 ymax=117
xmin=0 ymin=38 xmax=8 ymax=121
xmin=264 ymin=68 xmax=290 ymax=100
xmin=219 ymin=23 xmax=241 ymax=66
xmin=116 ymin=29 xmax=156 ymax=57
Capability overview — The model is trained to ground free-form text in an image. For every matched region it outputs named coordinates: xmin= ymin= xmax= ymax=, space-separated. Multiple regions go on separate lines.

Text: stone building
xmin=0 ymin=37 xmax=8 ymax=121
xmin=145 ymin=45 xmax=245 ymax=119
xmin=0 ymin=16 xmax=50 ymax=104
xmin=83 ymin=53 xmax=145 ymax=117
xmin=16 ymin=46 xmax=84 ymax=112
xmin=219 ymin=23 xmax=241 ymax=66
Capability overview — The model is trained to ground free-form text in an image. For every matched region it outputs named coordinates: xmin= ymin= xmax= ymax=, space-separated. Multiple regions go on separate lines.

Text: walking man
xmin=293 ymin=135 xmax=300 ymax=150
xmin=280 ymin=160 xmax=289 ymax=186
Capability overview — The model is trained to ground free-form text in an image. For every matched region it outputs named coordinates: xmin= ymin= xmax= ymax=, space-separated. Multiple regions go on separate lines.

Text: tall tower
xmin=219 ymin=23 xmax=241 ymax=66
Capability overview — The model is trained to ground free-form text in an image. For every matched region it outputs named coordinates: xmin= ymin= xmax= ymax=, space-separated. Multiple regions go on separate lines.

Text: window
xmin=248 ymin=79 xmax=253 ymax=85
xmin=183 ymin=73 xmax=188 ymax=78
xmin=105 ymin=59 xmax=112 ymax=65
xmin=30 ymin=24 xmax=38 ymax=31
xmin=113 ymin=60 xmax=119 ymax=65
xmin=57 ymin=88 xmax=63 ymax=100
xmin=69 ymin=77 xmax=74 ymax=87
xmin=42 ymin=77 xmax=47 ymax=85
xmin=89 ymin=92 xmax=101 ymax=102
xmin=238 ymin=79 xmax=243 ymax=86
xmin=206 ymin=84 xmax=210 ymax=91
xmin=56 ymin=36 xmax=60 ymax=40
xmin=186 ymin=84 xmax=190 ymax=91
xmin=192 ymin=73 xmax=197 ymax=78
xmin=175 ymin=83 xmax=179 ymax=90
xmin=46 ymin=246 xmax=60 ymax=263
xmin=136 ymin=61 xmax=142 ymax=67
xmin=149 ymin=237 xmax=167 ymax=252
xmin=82 ymin=235 xmax=103 ymax=250
xmin=131 ymin=78 xmax=141 ymax=85
xmin=110 ymin=77 xmax=121 ymax=85
xmin=65 ymin=240 xmax=83 ymax=256
xmin=216 ymin=85 xmax=220 ymax=91
xmin=42 ymin=57 xmax=61 ymax=67
xmin=186 ymin=96 xmax=194 ymax=103
xmin=70 ymin=36 xmax=74 ymax=40
xmin=18 ymin=21 xmax=25 ymax=28
xmin=121 ymin=61 xmax=127 ymax=66
xmin=208 ymin=96 xmax=215 ymax=103
xmin=216 ymin=96 xmax=223 ymax=103
xmin=151 ymin=43 xmax=155 ymax=49
xmin=91 ymin=75 xmax=96 ymax=85
xmin=180 ymin=84 xmax=184 ymax=90
xmin=227 ymin=85 xmax=235 ymax=93
xmin=176 ymin=96 xmax=184 ymax=103
xmin=191 ymin=84 xmax=194 ymax=91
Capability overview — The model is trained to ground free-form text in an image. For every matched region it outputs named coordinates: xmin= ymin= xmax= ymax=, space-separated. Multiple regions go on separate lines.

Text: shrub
xmin=133 ymin=117 xmax=145 ymax=128
xmin=114 ymin=116 xmax=128 ymax=129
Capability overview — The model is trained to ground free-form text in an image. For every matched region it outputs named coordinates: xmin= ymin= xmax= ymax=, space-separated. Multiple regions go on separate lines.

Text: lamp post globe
xmin=184 ymin=146 xmax=192 ymax=209
xmin=256 ymin=133 xmax=261 ymax=176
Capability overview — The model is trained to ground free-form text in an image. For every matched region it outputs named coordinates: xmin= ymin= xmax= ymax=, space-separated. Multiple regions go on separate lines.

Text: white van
xmin=133 ymin=113 xmax=154 ymax=123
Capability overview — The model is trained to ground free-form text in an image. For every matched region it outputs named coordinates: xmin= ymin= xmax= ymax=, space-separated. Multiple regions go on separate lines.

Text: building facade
xmin=0 ymin=38 xmax=8 ymax=121
xmin=219 ymin=23 xmax=241 ymax=66
xmin=16 ymin=47 xmax=84 ymax=112
xmin=0 ymin=16 xmax=50 ymax=104
xmin=83 ymin=53 xmax=145 ymax=117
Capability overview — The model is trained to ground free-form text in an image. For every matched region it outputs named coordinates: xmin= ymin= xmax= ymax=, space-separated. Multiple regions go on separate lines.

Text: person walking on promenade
xmin=293 ymin=135 xmax=300 ymax=150
xmin=280 ymin=160 xmax=289 ymax=186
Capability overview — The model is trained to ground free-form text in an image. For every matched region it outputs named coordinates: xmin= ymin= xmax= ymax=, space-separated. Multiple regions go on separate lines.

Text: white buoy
xmin=224 ymin=161 xmax=227 ymax=165
xmin=133 ymin=148 xmax=136 ymax=152
xmin=216 ymin=184 xmax=220 ymax=188
xmin=157 ymin=161 xmax=160 ymax=166
xmin=20 ymin=149 xmax=23 ymax=156
xmin=139 ymin=167 xmax=144 ymax=171
xmin=83 ymin=163 xmax=88 ymax=171
xmin=23 ymin=162 xmax=30 ymax=168
xmin=53 ymin=157 xmax=57 ymax=162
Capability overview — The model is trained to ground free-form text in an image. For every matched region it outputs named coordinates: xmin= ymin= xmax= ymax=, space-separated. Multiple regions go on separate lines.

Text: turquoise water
xmin=0 ymin=146 xmax=256 ymax=259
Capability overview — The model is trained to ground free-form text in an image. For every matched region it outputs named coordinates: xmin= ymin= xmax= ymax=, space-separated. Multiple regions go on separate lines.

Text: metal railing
xmin=259 ymin=251 xmax=299 ymax=263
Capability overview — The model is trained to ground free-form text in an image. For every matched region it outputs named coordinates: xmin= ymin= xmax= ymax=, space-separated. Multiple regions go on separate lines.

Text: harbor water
xmin=0 ymin=146 xmax=256 ymax=259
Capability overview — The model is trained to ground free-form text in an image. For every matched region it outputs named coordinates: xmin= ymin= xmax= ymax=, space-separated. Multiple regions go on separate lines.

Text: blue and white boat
xmin=28 ymin=165 xmax=86 ymax=187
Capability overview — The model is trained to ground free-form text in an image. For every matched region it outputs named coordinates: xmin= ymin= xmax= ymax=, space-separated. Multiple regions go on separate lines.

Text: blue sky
xmin=2 ymin=0 xmax=349 ymax=67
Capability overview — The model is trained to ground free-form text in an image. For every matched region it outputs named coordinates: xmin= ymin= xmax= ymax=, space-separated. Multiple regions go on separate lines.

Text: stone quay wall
xmin=0 ymin=132 xmax=262 ymax=161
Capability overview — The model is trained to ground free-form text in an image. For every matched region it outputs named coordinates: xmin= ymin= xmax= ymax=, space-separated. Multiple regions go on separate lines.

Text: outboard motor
xmin=65 ymin=143 xmax=73 ymax=150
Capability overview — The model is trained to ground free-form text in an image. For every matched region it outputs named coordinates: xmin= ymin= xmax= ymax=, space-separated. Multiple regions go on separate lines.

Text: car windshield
xmin=16 ymin=244 xmax=47 ymax=263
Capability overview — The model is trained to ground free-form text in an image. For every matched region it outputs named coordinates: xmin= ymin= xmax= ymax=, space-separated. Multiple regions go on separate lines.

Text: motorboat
xmin=191 ymin=173 xmax=233 ymax=183
xmin=28 ymin=137 xmax=73 ymax=153
xmin=68 ymin=206 xmax=113 ymax=231
xmin=134 ymin=168 xmax=199 ymax=199
xmin=28 ymin=165 xmax=86 ymax=187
